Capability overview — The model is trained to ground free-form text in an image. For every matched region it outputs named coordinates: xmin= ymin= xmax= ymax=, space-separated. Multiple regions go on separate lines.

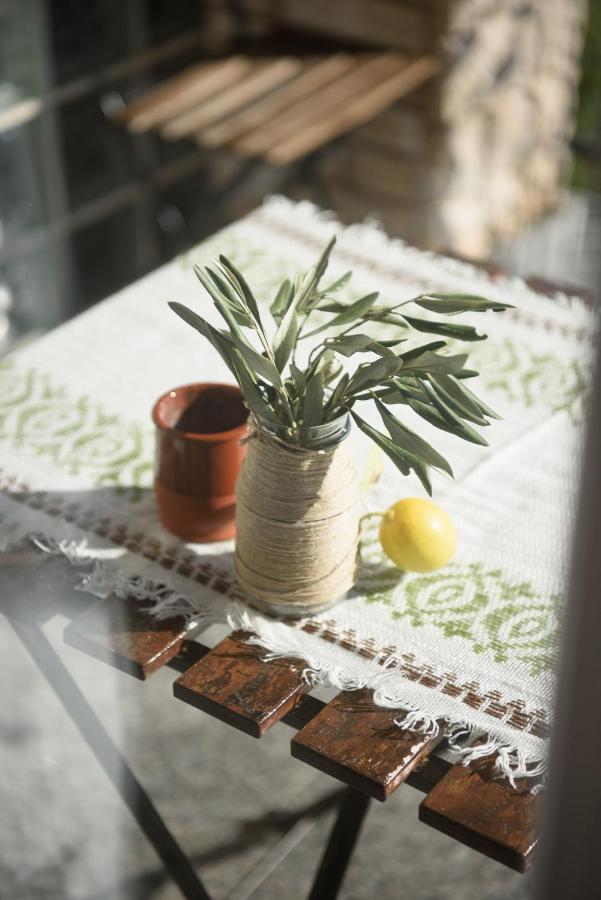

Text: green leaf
xmin=420 ymin=380 xmax=488 ymax=445
xmin=315 ymin=350 xmax=343 ymax=384
xmin=324 ymin=333 xmax=400 ymax=358
xmin=229 ymin=350 xmax=280 ymax=426
xmin=304 ymin=292 xmax=379 ymax=338
xmin=402 ymin=350 xmax=469 ymax=376
xmin=273 ymin=305 xmax=300 ymax=371
xmin=400 ymin=341 xmax=447 ymax=362
xmin=218 ymin=255 xmax=263 ymax=326
xmin=403 ymin=393 xmax=464 ymax=435
xmin=316 ymin=300 xmax=347 ymax=313
xmin=415 ymin=293 xmax=513 ymax=314
xmin=303 ymin=370 xmax=324 ymax=426
xmin=206 ymin=265 xmax=244 ymax=308
xmin=351 ymin=412 xmax=432 ymax=495
xmin=374 ymin=396 xmax=453 ymax=477
xmin=347 ymin=356 xmax=404 ymax=395
xmin=443 ymin=375 xmax=501 ymax=419
xmin=169 ymin=302 xmax=237 ymax=375
xmin=430 ymin=373 xmax=489 ymax=425
xmin=290 ymin=362 xmax=306 ymax=395
xmin=320 ymin=270 xmax=352 ymax=296
xmin=368 ymin=310 xmax=410 ymax=327
xmin=193 ymin=266 xmax=250 ymax=338
xmin=270 ymin=279 xmax=294 ymax=323
xmin=230 ymin=336 xmax=283 ymax=388
xmin=402 ymin=315 xmax=487 ymax=342
xmin=324 ymin=372 xmax=350 ymax=418
xmin=295 ymin=237 xmax=337 ymax=311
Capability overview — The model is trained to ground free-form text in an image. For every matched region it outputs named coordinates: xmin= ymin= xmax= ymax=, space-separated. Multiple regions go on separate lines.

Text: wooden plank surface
xmin=64 ymin=596 xmax=189 ymax=680
xmin=267 ymin=55 xmax=439 ymax=165
xmin=120 ymin=58 xmax=252 ymax=133
xmin=235 ymin=53 xmax=400 ymax=156
xmin=419 ymin=755 xmax=539 ymax=872
xmin=199 ymin=54 xmax=356 ymax=148
xmin=173 ymin=631 xmax=307 ymax=737
xmin=163 ymin=58 xmax=302 ymax=139
xmin=291 ymin=688 xmax=442 ymax=801
xmin=115 ymin=49 xmax=438 ymax=166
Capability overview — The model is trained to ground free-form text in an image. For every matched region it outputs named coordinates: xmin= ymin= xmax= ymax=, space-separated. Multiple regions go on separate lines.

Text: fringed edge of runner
xmin=255 ymin=195 xmax=594 ymax=327
xmin=1 ymin=510 xmax=548 ymax=793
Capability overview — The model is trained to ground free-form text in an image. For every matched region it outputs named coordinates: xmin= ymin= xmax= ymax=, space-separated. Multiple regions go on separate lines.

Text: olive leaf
xmin=271 ymin=278 xmax=294 ymax=323
xmin=168 ymin=302 xmax=236 ymax=374
xmin=347 ymin=356 xmax=404 ymax=396
xmin=218 ymin=255 xmax=263 ymax=327
xmin=303 ymin=292 xmax=379 ymax=338
xmin=230 ymin=336 xmax=283 ymax=388
xmin=402 ymin=315 xmax=487 ymax=342
xmin=324 ymin=333 xmax=402 ymax=358
xmin=419 ymin=380 xmax=488 ymax=445
xmin=374 ymin=396 xmax=453 ymax=477
xmin=430 ymin=373 xmax=490 ymax=426
xmin=273 ymin=305 xmax=300 ymax=371
xmin=320 ymin=270 xmax=352 ymax=295
xmin=401 ymin=350 xmax=469 ymax=376
xmin=290 ymin=362 xmax=307 ymax=395
xmin=351 ymin=411 xmax=432 ymax=495
xmin=415 ymin=293 xmax=513 ymax=315
xmin=303 ymin=370 xmax=324 ymax=426
xmin=295 ymin=236 xmax=336 ymax=312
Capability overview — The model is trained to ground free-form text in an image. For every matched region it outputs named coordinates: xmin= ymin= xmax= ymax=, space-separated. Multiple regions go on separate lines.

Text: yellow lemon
xmin=379 ymin=498 xmax=456 ymax=573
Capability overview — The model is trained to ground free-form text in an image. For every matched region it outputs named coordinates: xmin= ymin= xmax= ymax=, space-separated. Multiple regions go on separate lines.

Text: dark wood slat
xmin=419 ymin=755 xmax=539 ymax=872
xmin=64 ymin=596 xmax=189 ymax=680
xmin=173 ymin=631 xmax=307 ymax=738
xmin=291 ymin=689 xmax=442 ymax=801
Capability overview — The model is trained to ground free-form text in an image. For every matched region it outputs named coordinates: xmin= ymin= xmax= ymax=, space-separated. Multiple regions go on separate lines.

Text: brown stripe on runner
xmin=1 ymin=471 xmax=550 ymax=739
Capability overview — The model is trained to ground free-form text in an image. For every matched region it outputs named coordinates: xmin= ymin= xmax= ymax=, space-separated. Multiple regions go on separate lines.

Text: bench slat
xmin=419 ymin=755 xmax=538 ymax=872
xmin=173 ymin=631 xmax=307 ymax=737
xmin=64 ymin=596 xmax=189 ymax=680
xmin=291 ymin=688 xmax=442 ymax=801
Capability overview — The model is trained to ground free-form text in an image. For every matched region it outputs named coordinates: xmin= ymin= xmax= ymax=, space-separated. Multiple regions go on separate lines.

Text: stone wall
xmin=204 ymin=0 xmax=588 ymax=258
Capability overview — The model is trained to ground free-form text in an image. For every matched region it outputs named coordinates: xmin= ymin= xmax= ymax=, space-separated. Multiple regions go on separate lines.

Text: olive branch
xmin=169 ymin=237 xmax=511 ymax=494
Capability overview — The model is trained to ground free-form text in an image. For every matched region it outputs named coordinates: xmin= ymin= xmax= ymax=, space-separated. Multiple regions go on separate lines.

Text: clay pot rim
xmin=152 ymin=381 xmax=249 ymax=443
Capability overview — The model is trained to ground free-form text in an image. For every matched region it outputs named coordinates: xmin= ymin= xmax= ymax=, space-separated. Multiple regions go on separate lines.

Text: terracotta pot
xmin=152 ymin=382 xmax=249 ymax=542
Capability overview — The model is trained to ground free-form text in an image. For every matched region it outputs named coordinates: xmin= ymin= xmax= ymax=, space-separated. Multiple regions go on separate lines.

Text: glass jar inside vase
xmin=235 ymin=414 xmax=361 ymax=617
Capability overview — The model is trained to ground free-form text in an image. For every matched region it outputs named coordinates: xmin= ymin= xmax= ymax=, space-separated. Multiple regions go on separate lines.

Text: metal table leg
xmin=308 ymin=787 xmax=371 ymax=900
xmin=8 ymin=616 xmax=211 ymax=900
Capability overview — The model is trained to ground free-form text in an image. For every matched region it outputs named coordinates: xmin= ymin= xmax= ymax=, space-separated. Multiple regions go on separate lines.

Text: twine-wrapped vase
xmin=235 ymin=416 xmax=361 ymax=617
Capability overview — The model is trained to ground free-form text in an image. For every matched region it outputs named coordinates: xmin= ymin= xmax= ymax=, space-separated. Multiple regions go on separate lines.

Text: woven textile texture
xmin=0 ymin=197 xmax=595 ymax=783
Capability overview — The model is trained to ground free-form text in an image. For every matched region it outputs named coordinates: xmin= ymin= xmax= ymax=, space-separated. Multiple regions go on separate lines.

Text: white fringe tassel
xmin=1 ymin=518 xmax=547 ymax=791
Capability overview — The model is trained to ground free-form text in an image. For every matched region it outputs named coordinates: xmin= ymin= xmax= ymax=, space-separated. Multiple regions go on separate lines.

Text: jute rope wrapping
xmin=235 ymin=426 xmax=361 ymax=615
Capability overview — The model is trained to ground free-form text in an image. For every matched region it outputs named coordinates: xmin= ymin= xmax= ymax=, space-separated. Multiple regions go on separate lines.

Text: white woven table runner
xmin=1 ymin=197 xmax=596 ymax=784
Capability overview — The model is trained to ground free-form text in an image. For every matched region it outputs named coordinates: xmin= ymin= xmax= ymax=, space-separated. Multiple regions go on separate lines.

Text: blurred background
xmin=0 ymin=0 xmax=599 ymax=353
xmin=1 ymin=3 xmax=600 ymax=899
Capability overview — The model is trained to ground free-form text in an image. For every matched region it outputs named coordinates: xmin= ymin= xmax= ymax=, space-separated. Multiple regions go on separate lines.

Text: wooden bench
xmin=114 ymin=51 xmax=439 ymax=166
xmin=64 ymin=596 xmax=538 ymax=875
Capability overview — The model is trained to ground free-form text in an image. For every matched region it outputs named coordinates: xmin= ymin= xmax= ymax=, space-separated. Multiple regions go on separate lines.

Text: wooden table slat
xmin=163 ymin=58 xmax=303 ymax=140
xmin=267 ymin=55 xmax=439 ymax=166
xmin=419 ymin=755 xmax=539 ymax=872
xmin=64 ymin=596 xmax=189 ymax=680
xmin=291 ymin=688 xmax=442 ymax=801
xmin=173 ymin=631 xmax=307 ymax=738
xmin=235 ymin=53 xmax=402 ymax=156
xmin=199 ymin=54 xmax=356 ymax=148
